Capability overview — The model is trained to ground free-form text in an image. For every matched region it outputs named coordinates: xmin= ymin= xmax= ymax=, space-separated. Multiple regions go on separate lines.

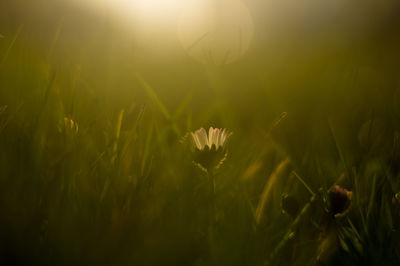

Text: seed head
xmin=328 ymin=185 xmax=352 ymax=218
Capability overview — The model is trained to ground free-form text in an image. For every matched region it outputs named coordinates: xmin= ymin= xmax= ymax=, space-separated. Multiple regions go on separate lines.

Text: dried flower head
xmin=328 ymin=185 xmax=352 ymax=218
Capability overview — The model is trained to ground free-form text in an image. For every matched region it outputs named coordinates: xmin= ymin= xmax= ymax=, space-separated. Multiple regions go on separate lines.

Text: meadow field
xmin=1 ymin=1 xmax=400 ymax=265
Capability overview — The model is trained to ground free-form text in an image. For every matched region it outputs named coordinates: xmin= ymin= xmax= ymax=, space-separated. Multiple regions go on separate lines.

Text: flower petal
xmin=213 ymin=128 xmax=220 ymax=149
xmin=219 ymin=128 xmax=227 ymax=147
xmin=208 ymin=127 xmax=214 ymax=148
xmin=196 ymin=128 xmax=208 ymax=150
xmin=191 ymin=132 xmax=202 ymax=149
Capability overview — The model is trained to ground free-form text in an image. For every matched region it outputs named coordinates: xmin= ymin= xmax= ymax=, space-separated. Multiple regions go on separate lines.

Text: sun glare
xmin=75 ymin=0 xmax=183 ymax=24
xmin=136 ymin=0 xmax=183 ymax=19
xmin=74 ymin=0 xmax=254 ymax=64
xmin=100 ymin=0 xmax=184 ymax=24
xmin=178 ymin=0 xmax=254 ymax=65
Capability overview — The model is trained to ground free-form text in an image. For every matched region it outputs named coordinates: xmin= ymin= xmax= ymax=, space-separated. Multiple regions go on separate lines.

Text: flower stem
xmin=207 ymin=169 xmax=216 ymax=264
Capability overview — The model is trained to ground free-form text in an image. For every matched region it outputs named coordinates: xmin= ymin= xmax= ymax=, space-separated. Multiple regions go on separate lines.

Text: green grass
xmin=1 ymin=4 xmax=400 ymax=265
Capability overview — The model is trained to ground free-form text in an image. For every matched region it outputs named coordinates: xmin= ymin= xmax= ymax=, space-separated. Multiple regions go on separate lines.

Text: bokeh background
xmin=1 ymin=0 xmax=400 ymax=265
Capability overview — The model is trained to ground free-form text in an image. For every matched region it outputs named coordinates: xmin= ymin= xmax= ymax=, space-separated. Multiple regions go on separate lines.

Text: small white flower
xmin=184 ymin=127 xmax=232 ymax=172
xmin=190 ymin=127 xmax=232 ymax=151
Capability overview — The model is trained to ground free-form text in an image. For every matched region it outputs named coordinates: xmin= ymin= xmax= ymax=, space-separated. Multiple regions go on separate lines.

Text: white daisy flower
xmin=190 ymin=127 xmax=232 ymax=151
xmin=183 ymin=127 xmax=232 ymax=172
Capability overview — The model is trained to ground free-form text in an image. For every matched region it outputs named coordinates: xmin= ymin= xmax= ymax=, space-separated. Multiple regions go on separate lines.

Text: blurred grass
xmin=1 ymin=1 xmax=400 ymax=265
